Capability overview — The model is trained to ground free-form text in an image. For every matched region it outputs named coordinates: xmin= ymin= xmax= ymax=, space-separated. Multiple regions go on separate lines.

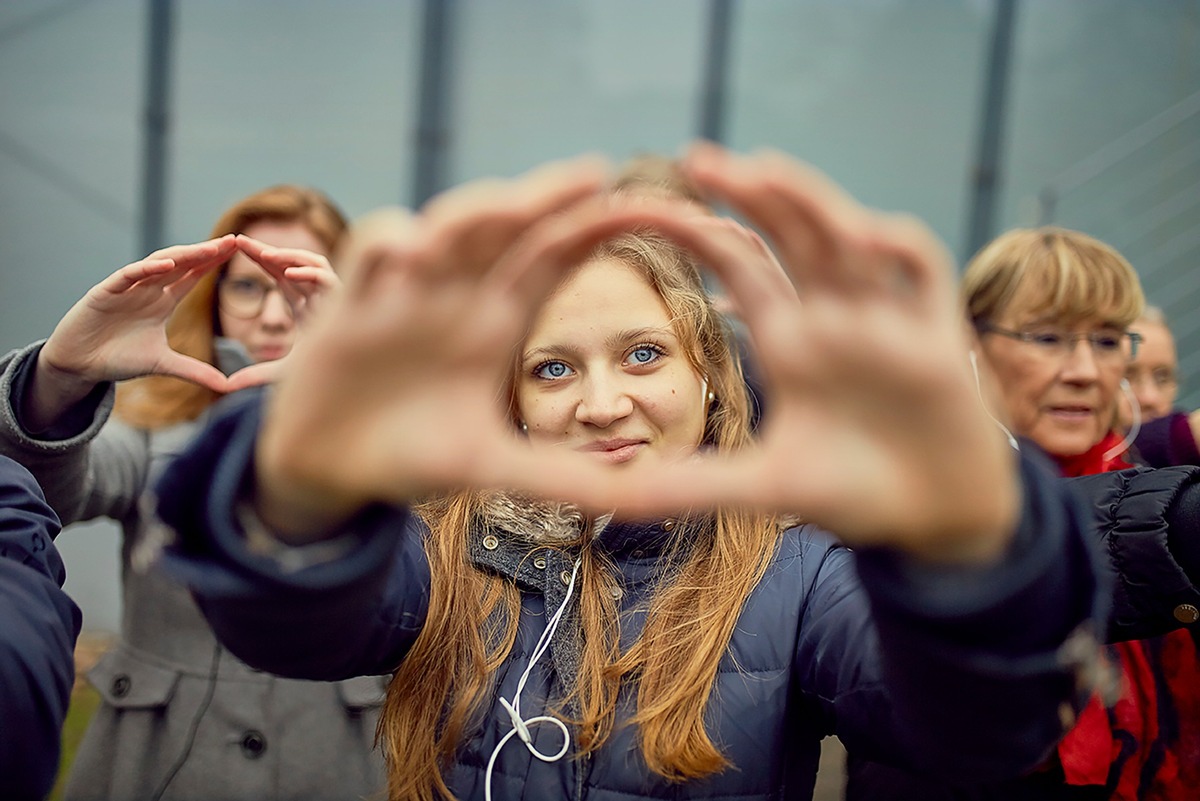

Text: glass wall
xmin=2 ymin=0 xmax=1198 ymax=630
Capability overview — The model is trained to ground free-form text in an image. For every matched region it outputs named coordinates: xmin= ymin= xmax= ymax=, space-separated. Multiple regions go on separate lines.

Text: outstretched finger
xmin=415 ymin=155 xmax=610 ymax=281
xmin=682 ymin=144 xmax=872 ymax=294
xmin=619 ymin=208 xmax=799 ymax=316
xmin=466 ymin=441 xmax=769 ymax=520
xmin=147 ymin=235 xmax=238 ymax=272
xmin=237 ymin=235 xmax=334 ymax=276
xmin=155 ymin=351 xmax=231 ymax=395
xmin=335 ymin=207 xmax=420 ymax=299
xmin=487 ymin=195 xmax=703 ymax=308
xmin=281 ymin=265 xmax=342 ymax=292
xmin=862 ymin=212 xmax=957 ymax=307
xmin=101 ymin=259 xmax=177 ymax=293
xmin=226 ymin=360 xmax=282 ymax=392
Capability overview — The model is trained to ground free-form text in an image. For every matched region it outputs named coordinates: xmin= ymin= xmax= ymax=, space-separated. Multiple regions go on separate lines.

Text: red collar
xmin=1052 ymin=431 xmax=1133 ymax=477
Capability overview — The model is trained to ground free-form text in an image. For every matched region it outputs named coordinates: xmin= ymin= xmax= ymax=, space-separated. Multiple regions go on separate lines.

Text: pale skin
xmin=976 ymin=312 xmax=1128 ymax=458
xmin=23 ymin=231 xmax=338 ymax=433
xmin=1118 ymin=317 xmax=1200 ymax=448
xmin=517 ymin=258 xmax=708 ymax=468
xmin=251 ymin=145 xmax=1019 ymax=566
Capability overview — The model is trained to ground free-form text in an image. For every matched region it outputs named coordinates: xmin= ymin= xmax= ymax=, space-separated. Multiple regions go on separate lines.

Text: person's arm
xmin=0 ymin=341 xmax=152 ymax=525
xmin=154 ymin=389 xmax=429 ymax=680
xmin=793 ymin=449 xmax=1102 ymax=782
xmin=1064 ymin=465 xmax=1200 ymax=642
xmin=0 ymin=456 xmax=82 ymax=801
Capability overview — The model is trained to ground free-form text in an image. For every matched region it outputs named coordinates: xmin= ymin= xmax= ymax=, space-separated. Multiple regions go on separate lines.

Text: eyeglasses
xmin=217 ymin=276 xmax=292 ymax=320
xmin=976 ymin=322 xmax=1141 ymax=362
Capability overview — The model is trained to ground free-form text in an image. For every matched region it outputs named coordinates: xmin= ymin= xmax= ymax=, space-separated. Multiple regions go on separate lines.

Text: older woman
xmin=849 ymin=227 xmax=1200 ymax=800
xmin=0 ymin=186 xmax=389 ymax=800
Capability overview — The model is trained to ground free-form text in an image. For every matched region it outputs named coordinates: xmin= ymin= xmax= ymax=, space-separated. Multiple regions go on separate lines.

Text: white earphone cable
xmin=969 ymin=350 xmax=1020 ymax=451
xmin=485 ymin=555 xmax=583 ymax=801
xmin=1103 ymin=378 xmax=1141 ymax=462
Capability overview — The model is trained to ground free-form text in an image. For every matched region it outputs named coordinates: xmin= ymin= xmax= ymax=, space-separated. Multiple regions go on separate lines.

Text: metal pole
xmin=411 ymin=0 xmax=455 ymax=208
xmin=963 ymin=0 xmax=1018 ymax=263
xmin=698 ymin=0 xmax=734 ymax=143
xmin=139 ymin=0 xmax=173 ymax=255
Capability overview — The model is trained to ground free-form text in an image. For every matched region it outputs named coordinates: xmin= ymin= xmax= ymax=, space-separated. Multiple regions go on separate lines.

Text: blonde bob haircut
xmin=378 ymin=231 xmax=783 ymax=801
xmin=114 ymin=185 xmax=347 ymax=429
xmin=962 ymin=226 xmax=1144 ymax=329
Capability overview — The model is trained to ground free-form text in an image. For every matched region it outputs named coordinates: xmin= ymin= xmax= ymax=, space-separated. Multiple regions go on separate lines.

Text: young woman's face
xmin=216 ymin=220 xmax=329 ymax=364
xmin=978 ymin=304 xmax=1130 ymax=458
xmin=1122 ymin=319 xmax=1178 ymax=424
xmin=516 ymin=258 xmax=708 ymax=467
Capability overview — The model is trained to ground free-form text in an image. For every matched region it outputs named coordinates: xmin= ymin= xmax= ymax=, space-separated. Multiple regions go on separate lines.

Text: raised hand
xmin=251 ymin=147 xmax=1018 ymax=564
xmin=253 ymin=158 xmax=637 ymax=537
xmin=233 ymin=234 xmax=341 ymax=326
xmin=224 ymin=236 xmax=343 ymax=392
xmin=603 ymin=145 xmax=1019 ymax=562
xmin=27 ymin=237 xmax=238 ymax=430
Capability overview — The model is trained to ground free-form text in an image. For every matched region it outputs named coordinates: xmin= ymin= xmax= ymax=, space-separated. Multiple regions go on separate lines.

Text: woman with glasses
xmin=0 ymin=186 xmax=390 ymax=800
xmin=848 ymin=226 xmax=1200 ymax=801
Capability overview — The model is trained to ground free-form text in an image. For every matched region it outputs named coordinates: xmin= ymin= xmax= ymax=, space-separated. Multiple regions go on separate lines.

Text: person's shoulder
xmin=774 ymin=522 xmax=850 ymax=567
xmin=0 ymin=454 xmax=43 ymax=495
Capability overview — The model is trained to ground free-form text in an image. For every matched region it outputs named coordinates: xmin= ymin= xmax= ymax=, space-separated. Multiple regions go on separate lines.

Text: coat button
xmin=560 ymin=570 xmax=572 ymax=586
xmin=240 ymin=730 xmax=267 ymax=759
xmin=610 ymin=586 xmax=623 ymax=601
xmin=482 ymin=535 xmax=499 ymax=551
xmin=1174 ymin=603 xmax=1199 ymax=624
xmin=110 ymin=674 xmax=131 ymax=698
xmin=662 ymin=519 xmax=676 ymax=532
xmin=533 ymin=556 xmax=547 ymax=570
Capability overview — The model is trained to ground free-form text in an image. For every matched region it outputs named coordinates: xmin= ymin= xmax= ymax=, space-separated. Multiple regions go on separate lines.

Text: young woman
xmin=147 ymin=149 xmax=1107 ymax=801
xmin=0 ymin=186 xmax=390 ymax=800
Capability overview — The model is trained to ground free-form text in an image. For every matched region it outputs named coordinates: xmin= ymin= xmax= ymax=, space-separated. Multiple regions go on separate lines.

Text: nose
xmin=1133 ymin=382 xmax=1165 ymax=417
xmin=574 ymin=373 xmax=634 ymax=428
xmin=258 ymin=288 xmax=294 ymax=329
xmin=1059 ymin=338 xmax=1101 ymax=384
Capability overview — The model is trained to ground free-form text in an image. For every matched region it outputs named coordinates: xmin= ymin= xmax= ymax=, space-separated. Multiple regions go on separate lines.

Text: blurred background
xmin=1 ymin=0 xmax=1197 ymax=642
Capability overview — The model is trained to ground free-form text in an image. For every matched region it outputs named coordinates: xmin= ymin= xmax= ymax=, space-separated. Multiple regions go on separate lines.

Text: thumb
xmin=157 ymin=352 xmax=232 ymax=394
xmin=226 ymin=360 xmax=282 ymax=392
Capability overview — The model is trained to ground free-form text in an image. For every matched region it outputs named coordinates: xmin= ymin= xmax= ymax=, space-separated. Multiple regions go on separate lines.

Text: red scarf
xmin=1052 ymin=433 xmax=1200 ymax=799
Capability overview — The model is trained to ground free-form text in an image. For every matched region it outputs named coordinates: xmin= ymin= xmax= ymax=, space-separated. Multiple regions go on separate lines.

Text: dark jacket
xmin=0 ymin=343 xmax=387 ymax=801
xmin=155 ymin=390 xmax=1107 ymax=801
xmin=0 ymin=454 xmax=82 ymax=801
xmin=846 ymin=464 xmax=1200 ymax=801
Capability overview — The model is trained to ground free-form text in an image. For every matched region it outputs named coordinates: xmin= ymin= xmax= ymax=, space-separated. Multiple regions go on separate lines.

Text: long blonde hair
xmin=114 ymin=185 xmax=347 ymax=429
xmin=378 ymin=232 xmax=782 ymax=801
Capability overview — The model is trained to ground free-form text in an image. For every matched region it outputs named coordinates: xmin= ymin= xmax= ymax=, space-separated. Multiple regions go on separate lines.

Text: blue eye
xmin=534 ymin=361 xmax=573 ymax=380
xmin=1092 ymin=335 xmax=1122 ymax=352
xmin=628 ymin=344 xmax=663 ymax=365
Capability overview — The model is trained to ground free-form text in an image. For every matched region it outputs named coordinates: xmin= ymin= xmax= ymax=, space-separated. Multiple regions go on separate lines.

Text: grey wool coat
xmin=0 ymin=342 xmax=388 ymax=801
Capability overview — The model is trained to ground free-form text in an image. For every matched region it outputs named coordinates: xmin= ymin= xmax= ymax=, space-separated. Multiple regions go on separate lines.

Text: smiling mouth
xmin=578 ymin=439 xmax=647 ymax=464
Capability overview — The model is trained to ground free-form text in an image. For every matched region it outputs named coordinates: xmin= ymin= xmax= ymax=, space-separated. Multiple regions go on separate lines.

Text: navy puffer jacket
xmin=156 ymin=391 xmax=1107 ymax=801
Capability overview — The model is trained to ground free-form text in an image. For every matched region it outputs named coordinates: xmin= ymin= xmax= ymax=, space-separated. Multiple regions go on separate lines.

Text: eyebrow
xmin=521 ymin=326 xmax=678 ymax=365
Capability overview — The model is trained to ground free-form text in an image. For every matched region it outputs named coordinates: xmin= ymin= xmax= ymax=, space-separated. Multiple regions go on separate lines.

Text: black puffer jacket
xmin=846 ymin=465 xmax=1200 ymax=801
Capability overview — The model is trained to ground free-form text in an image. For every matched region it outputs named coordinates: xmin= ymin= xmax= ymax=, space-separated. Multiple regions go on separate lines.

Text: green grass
xmin=48 ymin=685 xmax=101 ymax=801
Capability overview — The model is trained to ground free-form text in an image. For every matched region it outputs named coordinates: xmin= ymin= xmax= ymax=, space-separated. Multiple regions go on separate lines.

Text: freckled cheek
xmin=519 ymin=394 xmax=572 ymax=434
